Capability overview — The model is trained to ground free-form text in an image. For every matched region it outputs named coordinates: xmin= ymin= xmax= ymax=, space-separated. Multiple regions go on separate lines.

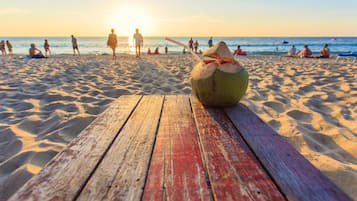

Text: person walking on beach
xmin=133 ymin=28 xmax=143 ymax=57
xmin=208 ymin=37 xmax=213 ymax=48
xmin=107 ymin=28 xmax=118 ymax=60
xmin=194 ymin=40 xmax=199 ymax=53
xmin=6 ymin=40 xmax=13 ymax=55
xmin=71 ymin=35 xmax=80 ymax=56
xmin=0 ymin=40 xmax=6 ymax=56
xmin=188 ymin=38 xmax=194 ymax=51
xmin=44 ymin=39 xmax=51 ymax=57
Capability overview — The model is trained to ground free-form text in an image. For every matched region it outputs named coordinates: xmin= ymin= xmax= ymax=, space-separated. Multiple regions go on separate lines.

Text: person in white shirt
xmin=133 ymin=28 xmax=143 ymax=57
xmin=288 ymin=45 xmax=297 ymax=56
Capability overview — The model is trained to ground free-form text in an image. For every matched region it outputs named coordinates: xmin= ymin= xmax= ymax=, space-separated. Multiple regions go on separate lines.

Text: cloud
xmin=0 ymin=8 xmax=28 ymax=16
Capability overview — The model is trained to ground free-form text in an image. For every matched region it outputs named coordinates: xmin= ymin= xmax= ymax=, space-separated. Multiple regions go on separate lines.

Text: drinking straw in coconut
xmin=165 ymin=37 xmax=201 ymax=62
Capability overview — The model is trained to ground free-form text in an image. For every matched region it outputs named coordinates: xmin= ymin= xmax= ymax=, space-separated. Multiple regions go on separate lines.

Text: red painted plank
xmin=225 ymin=104 xmax=353 ymax=201
xmin=143 ymin=95 xmax=210 ymax=201
xmin=191 ymin=96 xmax=285 ymax=201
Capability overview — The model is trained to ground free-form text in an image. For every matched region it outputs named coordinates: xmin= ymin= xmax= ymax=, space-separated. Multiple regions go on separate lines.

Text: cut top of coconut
xmin=203 ymin=41 xmax=234 ymax=60
xmin=191 ymin=60 xmax=244 ymax=80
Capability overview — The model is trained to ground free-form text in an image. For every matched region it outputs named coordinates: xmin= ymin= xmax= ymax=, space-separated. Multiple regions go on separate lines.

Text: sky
xmin=1 ymin=0 xmax=357 ymax=37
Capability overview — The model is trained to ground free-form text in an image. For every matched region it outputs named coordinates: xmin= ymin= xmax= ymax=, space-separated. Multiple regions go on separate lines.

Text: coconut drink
xmin=190 ymin=41 xmax=249 ymax=107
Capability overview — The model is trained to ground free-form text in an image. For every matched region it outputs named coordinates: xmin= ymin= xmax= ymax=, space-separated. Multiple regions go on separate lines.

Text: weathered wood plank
xmin=76 ymin=95 xmax=164 ymax=201
xmin=191 ymin=96 xmax=286 ymax=201
xmin=142 ymin=95 xmax=211 ymax=201
xmin=9 ymin=95 xmax=142 ymax=201
xmin=225 ymin=104 xmax=353 ymax=201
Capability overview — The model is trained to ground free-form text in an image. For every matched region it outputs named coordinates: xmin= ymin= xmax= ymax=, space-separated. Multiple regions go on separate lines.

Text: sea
xmin=1 ymin=36 xmax=357 ymax=55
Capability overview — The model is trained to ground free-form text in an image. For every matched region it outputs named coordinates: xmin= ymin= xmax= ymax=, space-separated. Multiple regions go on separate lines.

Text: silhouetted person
xmin=133 ymin=28 xmax=143 ymax=57
xmin=44 ymin=39 xmax=51 ymax=57
xmin=107 ymin=28 xmax=118 ymax=60
xmin=71 ymin=35 xmax=80 ymax=56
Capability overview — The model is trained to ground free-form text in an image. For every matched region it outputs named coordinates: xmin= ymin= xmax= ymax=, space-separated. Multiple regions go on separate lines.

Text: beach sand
xmin=0 ymin=54 xmax=356 ymax=200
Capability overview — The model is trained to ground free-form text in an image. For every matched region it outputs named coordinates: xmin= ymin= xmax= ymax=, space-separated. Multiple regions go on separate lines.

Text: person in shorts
xmin=133 ymin=28 xmax=143 ymax=57
xmin=71 ymin=35 xmax=80 ymax=56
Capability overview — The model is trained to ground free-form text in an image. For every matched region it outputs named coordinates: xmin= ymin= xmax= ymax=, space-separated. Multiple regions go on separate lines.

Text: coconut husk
xmin=203 ymin=41 xmax=234 ymax=60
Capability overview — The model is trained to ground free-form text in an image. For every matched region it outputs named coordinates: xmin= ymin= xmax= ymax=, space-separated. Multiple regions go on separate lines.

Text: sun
xmin=108 ymin=5 xmax=154 ymax=37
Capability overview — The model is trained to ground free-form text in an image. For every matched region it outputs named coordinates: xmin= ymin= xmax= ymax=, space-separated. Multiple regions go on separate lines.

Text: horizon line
xmin=1 ymin=35 xmax=357 ymax=38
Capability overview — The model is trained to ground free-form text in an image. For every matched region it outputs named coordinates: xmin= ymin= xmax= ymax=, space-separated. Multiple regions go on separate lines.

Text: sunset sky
xmin=1 ymin=0 xmax=357 ymax=37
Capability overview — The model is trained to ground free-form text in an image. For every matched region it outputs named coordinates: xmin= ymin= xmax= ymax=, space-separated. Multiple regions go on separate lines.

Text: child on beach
xmin=133 ymin=28 xmax=143 ymax=57
xmin=208 ymin=37 xmax=213 ymax=48
xmin=71 ymin=35 xmax=80 ymax=56
xmin=44 ymin=39 xmax=51 ymax=57
xmin=6 ymin=40 xmax=13 ymax=55
xmin=107 ymin=28 xmax=118 ymax=60
xmin=29 ymin=43 xmax=45 ymax=58
xmin=188 ymin=38 xmax=194 ymax=51
xmin=0 ymin=40 xmax=6 ymax=56
xmin=194 ymin=40 xmax=199 ymax=53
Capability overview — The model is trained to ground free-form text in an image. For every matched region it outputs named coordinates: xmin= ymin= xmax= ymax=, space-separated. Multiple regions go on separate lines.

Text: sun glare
xmin=109 ymin=5 xmax=154 ymax=37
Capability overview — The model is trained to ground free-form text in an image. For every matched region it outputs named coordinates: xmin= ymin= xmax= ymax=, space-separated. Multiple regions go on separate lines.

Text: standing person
xmin=188 ymin=38 xmax=194 ymax=51
xmin=6 ymin=40 xmax=13 ymax=55
xmin=71 ymin=35 xmax=80 ymax=56
xmin=133 ymin=28 xmax=143 ymax=57
xmin=107 ymin=28 xmax=118 ymax=60
xmin=208 ymin=37 xmax=213 ymax=48
xmin=165 ymin=46 xmax=168 ymax=54
xmin=44 ymin=39 xmax=51 ymax=57
xmin=194 ymin=40 xmax=199 ymax=53
xmin=0 ymin=40 xmax=6 ymax=56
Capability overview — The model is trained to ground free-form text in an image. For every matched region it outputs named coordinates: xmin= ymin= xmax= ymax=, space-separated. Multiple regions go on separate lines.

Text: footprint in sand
xmin=103 ymin=89 xmax=130 ymax=98
xmin=287 ymin=110 xmax=312 ymax=123
xmin=79 ymin=96 xmax=98 ymax=103
xmin=263 ymin=101 xmax=285 ymax=113
xmin=13 ymin=102 xmax=34 ymax=112
xmin=267 ymin=119 xmax=281 ymax=130
xmin=0 ymin=128 xmax=22 ymax=163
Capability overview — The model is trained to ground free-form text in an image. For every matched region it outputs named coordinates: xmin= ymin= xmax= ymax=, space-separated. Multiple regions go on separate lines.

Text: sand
xmin=0 ymin=54 xmax=356 ymax=200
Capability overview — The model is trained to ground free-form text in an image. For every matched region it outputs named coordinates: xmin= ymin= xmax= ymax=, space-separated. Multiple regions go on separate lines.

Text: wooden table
xmin=10 ymin=95 xmax=352 ymax=201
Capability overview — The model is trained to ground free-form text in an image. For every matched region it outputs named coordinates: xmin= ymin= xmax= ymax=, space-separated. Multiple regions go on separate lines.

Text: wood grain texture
xmin=9 ymin=95 xmax=142 ymax=201
xmin=191 ymin=96 xmax=286 ymax=201
xmin=225 ymin=104 xmax=353 ymax=201
xmin=142 ymin=95 xmax=211 ymax=201
xmin=76 ymin=95 xmax=164 ymax=201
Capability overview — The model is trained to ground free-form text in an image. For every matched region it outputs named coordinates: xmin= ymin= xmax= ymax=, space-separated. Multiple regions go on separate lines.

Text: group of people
xmin=188 ymin=38 xmax=200 ymax=53
xmin=0 ymin=40 xmax=13 ymax=56
xmin=288 ymin=44 xmax=330 ymax=58
xmin=28 ymin=35 xmax=80 ymax=59
xmin=107 ymin=28 xmax=143 ymax=59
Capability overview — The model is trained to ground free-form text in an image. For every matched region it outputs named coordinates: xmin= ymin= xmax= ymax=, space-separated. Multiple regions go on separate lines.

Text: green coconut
xmin=190 ymin=41 xmax=249 ymax=107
